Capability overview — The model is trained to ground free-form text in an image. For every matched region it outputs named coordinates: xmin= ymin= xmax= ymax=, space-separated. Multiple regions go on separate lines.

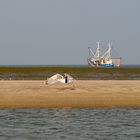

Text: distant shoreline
xmin=0 ymin=66 xmax=140 ymax=80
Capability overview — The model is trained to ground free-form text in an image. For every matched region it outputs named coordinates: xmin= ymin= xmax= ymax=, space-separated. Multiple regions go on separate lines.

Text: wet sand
xmin=0 ymin=80 xmax=140 ymax=108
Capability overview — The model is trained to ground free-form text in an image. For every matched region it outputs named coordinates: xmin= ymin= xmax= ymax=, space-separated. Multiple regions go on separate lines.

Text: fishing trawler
xmin=87 ymin=42 xmax=122 ymax=67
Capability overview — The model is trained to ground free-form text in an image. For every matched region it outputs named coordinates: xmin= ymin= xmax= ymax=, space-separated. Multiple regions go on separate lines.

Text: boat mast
xmin=108 ymin=43 xmax=112 ymax=59
xmin=101 ymin=43 xmax=112 ymax=60
xmin=96 ymin=42 xmax=100 ymax=60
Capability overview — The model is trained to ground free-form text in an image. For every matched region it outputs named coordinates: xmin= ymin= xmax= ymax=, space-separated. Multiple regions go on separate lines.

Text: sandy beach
xmin=0 ymin=80 xmax=140 ymax=108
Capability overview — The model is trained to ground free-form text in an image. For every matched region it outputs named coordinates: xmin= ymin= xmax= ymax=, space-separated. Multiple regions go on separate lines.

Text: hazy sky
xmin=0 ymin=0 xmax=140 ymax=65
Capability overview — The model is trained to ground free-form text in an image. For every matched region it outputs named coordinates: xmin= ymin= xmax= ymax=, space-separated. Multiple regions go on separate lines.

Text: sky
xmin=0 ymin=0 xmax=140 ymax=65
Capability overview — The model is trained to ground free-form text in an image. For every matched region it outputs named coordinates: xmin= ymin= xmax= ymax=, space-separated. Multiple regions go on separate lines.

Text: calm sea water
xmin=0 ymin=109 xmax=140 ymax=140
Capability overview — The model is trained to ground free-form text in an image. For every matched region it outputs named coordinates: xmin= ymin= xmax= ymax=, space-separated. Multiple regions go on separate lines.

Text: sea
xmin=0 ymin=109 xmax=140 ymax=140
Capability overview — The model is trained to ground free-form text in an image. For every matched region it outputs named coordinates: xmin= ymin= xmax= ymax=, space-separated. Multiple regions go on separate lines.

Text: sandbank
xmin=0 ymin=80 xmax=140 ymax=108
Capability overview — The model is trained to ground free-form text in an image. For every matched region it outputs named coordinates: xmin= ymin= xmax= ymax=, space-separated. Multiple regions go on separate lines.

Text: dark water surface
xmin=0 ymin=109 xmax=140 ymax=140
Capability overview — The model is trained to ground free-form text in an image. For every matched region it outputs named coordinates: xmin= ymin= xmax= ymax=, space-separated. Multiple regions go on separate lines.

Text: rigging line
xmin=112 ymin=46 xmax=121 ymax=57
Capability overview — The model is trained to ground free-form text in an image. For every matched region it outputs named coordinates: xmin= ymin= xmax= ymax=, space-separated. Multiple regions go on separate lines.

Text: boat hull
xmin=87 ymin=59 xmax=114 ymax=67
xmin=100 ymin=64 xmax=114 ymax=67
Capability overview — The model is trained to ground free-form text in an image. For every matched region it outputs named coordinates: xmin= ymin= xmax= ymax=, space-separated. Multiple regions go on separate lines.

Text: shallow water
xmin=0 ymin=109 xmax=140 ymax=140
